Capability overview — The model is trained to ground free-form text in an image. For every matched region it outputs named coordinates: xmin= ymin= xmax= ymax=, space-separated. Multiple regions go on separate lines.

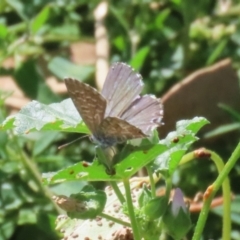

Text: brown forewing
xmin=64 ymin=78 xmax=107 ymax=134
xmin=98 ymin=117 xmax=147 ymax=143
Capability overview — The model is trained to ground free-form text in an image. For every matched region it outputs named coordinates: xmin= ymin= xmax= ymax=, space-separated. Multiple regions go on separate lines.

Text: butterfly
xmin=64 ymin=62 xmax=163 ymax=148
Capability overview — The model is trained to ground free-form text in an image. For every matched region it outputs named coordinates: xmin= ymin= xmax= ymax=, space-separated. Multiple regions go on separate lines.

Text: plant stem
xmin=192 ymin=142 xmax=240 ymax=240
xmin=109 ymin=181 xmax=125 ymax=204
xmin=99 ymin=212 xmax=131 ymax=227
xmin=11 ymin=134 xmax=60 ymax=212
xmin=97 ymin=147 xmax=126 ymax=204
xmin=181 ymin=0 xmax=191 ymax=68
xmin=146 ymin=165 xmax=156 ymax=198
xmin=123 ymin=178 xmax=141 ymax=240
xmin=210 ymin=151 xmax=231 ymax=240
xmin=95 ymin=146 xmax=112 ymax=171
xmin=179 ymin=151 xmax=195 ymax=165
xmin=165 ymin=178 xmax=172 ymax=201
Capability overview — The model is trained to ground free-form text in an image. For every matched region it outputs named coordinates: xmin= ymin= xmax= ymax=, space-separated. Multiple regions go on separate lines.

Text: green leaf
xmin=110 ymin=6 xmax=129 ymax=32
xmin=0 ymin=99 xmax=89 ymax=135
xmin=50 ymin=181 xmax=87 ymax=197
xmin=0 ymin=24 xmax=8 ymax=39
xmin=175 ymin=117 xmax=209 ymax=133
xmin=0 ymin=220 xmax=15 ymax=240
xmin=0 ymin=116 xmax=14 ymax=131
xmin=35 ymin=155 xmax=66 ymax=164
xmin=138 ymin=184 xmax=152 ymax=208
xmin=42 ymin=144 xmax=168 ymax=184
xmin=14 ymin=60 xmax=40 ymax=99
xmin=1 ymin=182 xmax=24 ymax=210
xmin=142 ymin=196 xmax=168 ymax=220
xmin=0 ymin=131 xmax=8 ymax=147
xmin=37 ymin=80 xmax=60 ymax=104
xmin=154 ymin=148 xmax=187 ymax=177
xmin=33 ymin=131 xmax=62 ymax=156
xmin=153 ymin=117 xmax=209 ymax=177
xmin=206 ymin=39 xmax=228 ymax=65
xmin=42 ymin=160 xmax=109 ymax=184
xmin=155 ymin=9 xmax=171 ymax=29
xmin=48 ymin=57 xmax=94 ymax=80
xmin=18 ymin=208 xmax=37 ymax=224
xmin=204 ymin=123 xmax=240 ymax=139
xmin=13 ymin=60 xmax=58 ymax=104
xmin=130 ymin=46 xmax=150 ymax=70
xmin=95 ymin=146 xmax=118 ymax=174
xmin=56 ymin=185 xmax=107 ymax=219
xmin=218 ymin=103 xmax=240 ymax=122
xmin=54 ymin=182 xmax=129 ymax=239
xmin=163 ymin=206 xmax=192 ymax=239
xmin=37 ymin=213 xmax=58 ymax=239
xmin=46 ymin=23 xmax=79 ymax=39
xmin=31 ymin=5 xmax=51 ymax=34
xmin=6 ymin=0 xmax=29 ymax=21
xmin=113 ymin=35 xmax=126 ymax=51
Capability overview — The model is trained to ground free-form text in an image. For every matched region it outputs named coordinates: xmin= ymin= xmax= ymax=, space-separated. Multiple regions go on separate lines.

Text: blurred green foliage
xmin=1 ymin=0 xmax=240 ymax=239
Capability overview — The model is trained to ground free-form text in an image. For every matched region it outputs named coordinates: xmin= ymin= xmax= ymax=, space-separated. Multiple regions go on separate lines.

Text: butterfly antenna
xmin=58 ymin=135 xmax=89 ymax=150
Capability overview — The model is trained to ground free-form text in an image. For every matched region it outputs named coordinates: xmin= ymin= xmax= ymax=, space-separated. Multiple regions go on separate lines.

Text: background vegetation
xmin=1 ymin=0 xmax=240 ymax=239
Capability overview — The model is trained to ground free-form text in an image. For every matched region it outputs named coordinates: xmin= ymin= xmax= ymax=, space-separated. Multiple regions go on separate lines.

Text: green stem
xmin=165 ymin=178 xmax=172 ymax=201
xmin=123 ymin=178 xmax=141 ymax=240
xmin=179 ymin=151 xmax=195 ymax=165
xmin=8 ymin=22 xmax=27 ymax=33
xmin=99 ymin=212 xmax=131 ymax=227
xmin=11 ymin=135 xmax=60 ymax=213
xmin=192 ymin=143 xmax=240 ymax=240
xmin=109 ymin=181 xmax=125 ymax=204
xmin=55 ymin=217 xmax=72 ymax=231
xmin=146 ymin=165 xmax=156 ymax=198
xmin=96 ymin=146 xmax=126 ymax=204
xmin=210 ymin=151 xmax=231 ymax=240
xmin=181 ymin=0 xmax=191 ymax=68
xmin=95 ymin=146 xmax=111 ymax=170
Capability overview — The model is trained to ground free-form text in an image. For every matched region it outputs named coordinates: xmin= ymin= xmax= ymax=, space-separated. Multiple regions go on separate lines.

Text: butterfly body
xmin=65 ymin=62 xmax=163 ymax=148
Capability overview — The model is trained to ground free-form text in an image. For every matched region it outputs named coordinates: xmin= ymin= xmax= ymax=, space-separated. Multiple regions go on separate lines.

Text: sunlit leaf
xmin=0 ymin=24 xmax=8 ymax=39
xmin=48 ymin=57 xmax=94 ymax=80
xmin=54 ymin=185 xmax=107 ymax=219
xmin=1 ymin=99 xmax=89 ymax=135
xmin=31 ymin=5 xmax=51 ymax=34
xmin=130 ymin=46 xmax=150 ymax=70
xmin=42 ymin=144 xmax=167 ymax=184
xmin=153 ymin=117 xmax=209 ymax=176
xmin=54 ymin=182 xmax=131 ymax=239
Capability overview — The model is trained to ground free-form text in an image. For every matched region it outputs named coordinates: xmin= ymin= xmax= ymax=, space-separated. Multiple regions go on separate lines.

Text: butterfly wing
xmin=101 ymin=62 xmax=144 ymax=117
xmin=65 ymin=78 xmax=106 ymax=134
xmin=97 ymin=117 xmax=147 ymax=145
xmin=120 ymin=95 xmax=163 ymax=135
